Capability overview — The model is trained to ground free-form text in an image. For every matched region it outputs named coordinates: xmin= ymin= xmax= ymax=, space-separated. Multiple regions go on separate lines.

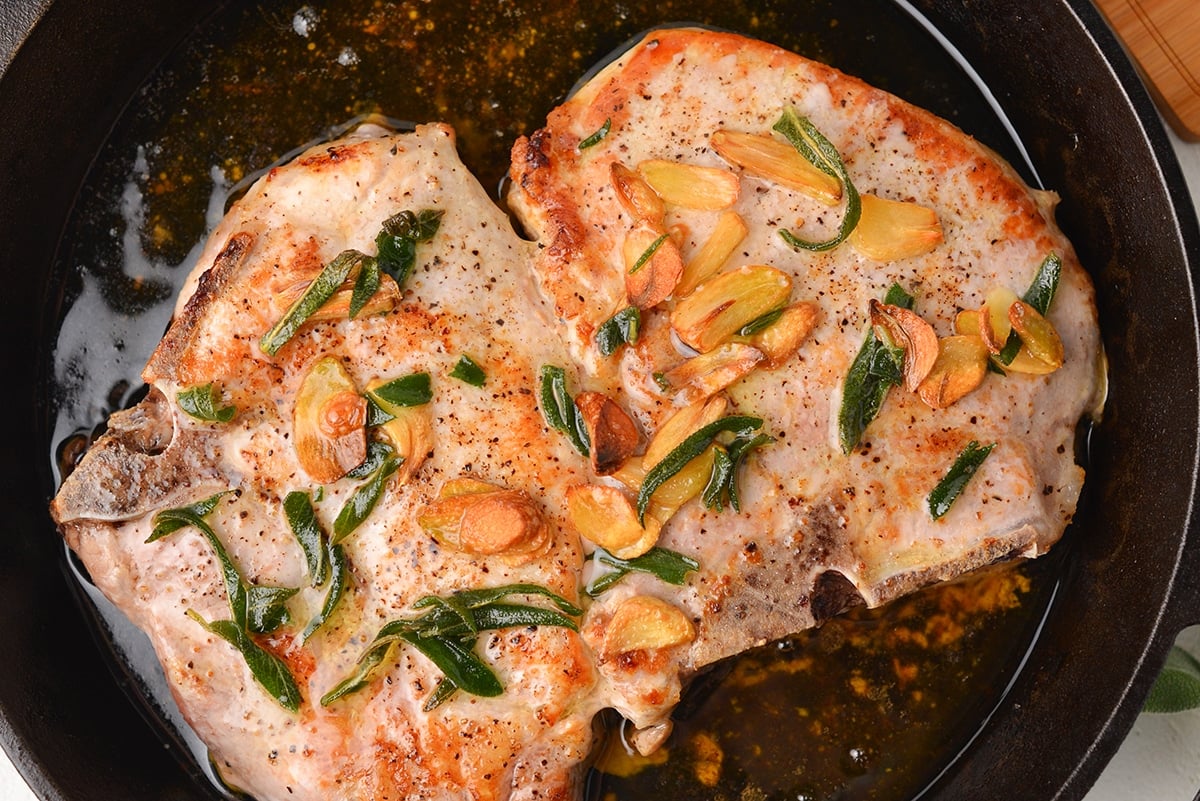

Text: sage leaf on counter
xmin=1144 ymin=645 xmax=1200 ymax=713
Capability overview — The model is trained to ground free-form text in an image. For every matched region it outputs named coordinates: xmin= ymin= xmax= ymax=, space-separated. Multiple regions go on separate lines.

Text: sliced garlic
xmin=624 ymin=221 xmax=684 ymax=310
xmin=611 ymin=161 xmax=666 ymax=223
xmin=917 ymin=335 xmax=990 ymax=409
xmin=710 ymin=129 xmax=841 ymax=204
xmin=661 ymin=342 xmax=764 ymax=404
xmin=848 ymin=193 xmax=943 ymax=262
xmin=1009 ymin=301 xmax=1065 ymax=370
xmin=748 ymin=301 xmax=820 ymax=369
xmin=670 ymin=264 xmax=792 ymax=354
xmin=566 ymin=483 xmax=660 ymax=559
xmin=869 ymin=300 xmax=938 ymax=392
xmin=574 ymin=391 xmax=640 ymax=475
xmin=676 ymin=210 xmax=748 ymax=298
xmin=601 ymin=595 xmax=696 ymax=658
xmin=636 ymin=159 xmax=739 ymax=210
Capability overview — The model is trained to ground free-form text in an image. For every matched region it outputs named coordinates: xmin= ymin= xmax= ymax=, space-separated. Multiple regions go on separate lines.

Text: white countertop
xmin=2 ymin=109 xmax=1198 ymax=801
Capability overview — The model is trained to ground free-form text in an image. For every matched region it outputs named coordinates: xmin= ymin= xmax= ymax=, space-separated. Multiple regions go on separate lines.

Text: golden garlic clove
xmin=661 ymin=343 xmax=765 ymax=404
xmin=670 ymin=264 xmax=793 ymax=354
xmin=636 ymin=159 xmax=740 ymax=210
xmin=566 ymin=483 xmax=661 ymax=559
xmin=458 ymin=490 xmax=550 ymax=558
xmin=418 ymin=479 xmax=549 ymax=561
xmin=709 ymin=129 xmax=842 ymax=204
xmin=601 ymin=595 xmax=696 ymax=659
xmin=574 ymin=391 xmax=641 ymax=476
xmin=294 ymin=357 xmax=367 ymax=483
xmin=869 ymin=300 xmax=939 ymax=392
xmin=624 ymin=221 xmax=685 ymax=310
xmin=749 ymin=301 xmax=820 ymax=369
xmin=676 ymin=210 xmax=749 ymax=298
xmin=917 ymin=335 xmax=990 ymax=409
xmin=609 ymin=445 xmax=720 ymax=525
xmin=611 ymin=161 xmax=666 ymax=224
xmin=848 ymin=193 xmax=943 ymax=262
xmin=642 ymin=395 xmax=727 ymax=471
xmin=978 ymin=286 xmax=1020 ymax=354
xmin=1009 ymin=301 xmax=1065 ymax=370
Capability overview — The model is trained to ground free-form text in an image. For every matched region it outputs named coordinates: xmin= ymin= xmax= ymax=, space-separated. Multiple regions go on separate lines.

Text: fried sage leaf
xmin=188 ymin=612 xmax=302 ymax=713
xmin=579 ymin=118 xmax=612 ymax=149
xmin=928 ymin=440 xmax=996 ymax=519
xmin=596 ymin=306 xmax=642 ymax=356
xmin=260 ymin=249 xmax=367 ymax=356
xmin=636 ymin=415 xmax=765 ymax=524
xmin=302 ymin=541 xmax=350 ymax=642
xmin=538 ymin=365 xmax=591 ymax=456
xmin=585 ymin=547 xmax=701 ymax=597
xmin=376 ymin=208 xmax=444 ymax=287
xmin=774 ymin=107 xmax=862 ymax=251
xmin=284 ymin=491 xmax=329 ymax=586
xmin=322 ymin=583 xmax=580 ymax=708
xmin=449 ymin=354 xmax=487 ymax=387
xmin=347 ymin=255 xmax=382 ymax=319
xmin=702 ymin=431 xmax=774 ymax=511
xmin=996 ymin=253 xmax=1063 ymax=365
xmin=177 ymin=383 xmax=236 ymax=423
xmin=333 ymin=442 xmax=402 ymax=543
xmin=838 ymin=283 xmax=916 ymax=453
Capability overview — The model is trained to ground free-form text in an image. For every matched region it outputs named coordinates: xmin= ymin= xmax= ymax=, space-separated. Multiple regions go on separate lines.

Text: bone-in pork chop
xmin=509 ymin=28 xmax=1102 ymax=733
xmin=52 ymin=123 xmax=603 ymax=801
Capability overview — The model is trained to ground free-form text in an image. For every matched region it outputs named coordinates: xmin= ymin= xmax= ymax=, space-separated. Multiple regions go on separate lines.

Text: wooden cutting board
xmin=1094 ymin=0 xmax=1200 ymax=140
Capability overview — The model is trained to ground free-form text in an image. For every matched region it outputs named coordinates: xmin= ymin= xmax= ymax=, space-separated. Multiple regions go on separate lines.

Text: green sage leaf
xmin=636 ymin=415 xmax=764 ymax=524
xmin=176 ymin=383 xmax=236 ymax=423
xmin=586 ymin=547 xmax=700 ymax=597
xmin=449 ymin=354 xmax=486 ymax=387
xmin=401 ymin=630 xmax=503 ymax=700
xmin=996 ymin=253 xmax=1063 ymax=366
xmin=188 ymin=612 xmax=302 ymax=713
xmin=578 ymin=118 xmax=612 ymax=149
xmin=284 ymin=491 xmax=328 ymax=586
xmin=837 ymin=284 xmax=915 ymax=453
xmin=245 ymin=585 xmax=298 ymax=635
xmin=538 ymin=365 xmax=590 ymax=456
xmin=333 ymin=446 xmax=402 ymax=543
xmin=773 ymin=107 xmax=861 ymax=251
xmin=596 ymin=306 xmax=642 ymax=356
xmin=376 ymin=208 xmax=443 ymax=286
xmin=302 ymin=541 xmax=350 ymax=642
xmin=347 ymin=255 xmax=381 ymax=319
xmin=147 ymin=491 xmax=230 ymax=542
xmin=367 ymin=372 xmax=432 ymax=409
xmin=928 ymin=441 xmax=996 ymax=519
xmin=260 ymin=249 xmax=366 ymax=356
xmin=1144 ymin=646 xmax=1200 ymax=713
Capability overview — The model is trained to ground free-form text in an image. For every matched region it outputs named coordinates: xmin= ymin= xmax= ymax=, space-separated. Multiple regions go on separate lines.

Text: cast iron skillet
xmin=1 ymin=1 xmax=1198 ymax=799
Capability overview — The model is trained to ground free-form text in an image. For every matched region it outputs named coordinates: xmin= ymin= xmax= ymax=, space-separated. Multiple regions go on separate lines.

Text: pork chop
xmin=508 ymin=28 xmax=1102 ymax=733
xmin=52 ymin=123 xmax=604 ymax=801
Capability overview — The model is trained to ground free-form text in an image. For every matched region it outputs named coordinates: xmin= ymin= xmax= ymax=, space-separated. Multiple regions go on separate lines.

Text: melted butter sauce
xmin=46 ymin=2 xmax=1055 ymax=800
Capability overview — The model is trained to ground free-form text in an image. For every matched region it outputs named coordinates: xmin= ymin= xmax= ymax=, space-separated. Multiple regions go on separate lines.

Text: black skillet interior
xmin=1 ymin=1 xmax=1199 ymax=800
